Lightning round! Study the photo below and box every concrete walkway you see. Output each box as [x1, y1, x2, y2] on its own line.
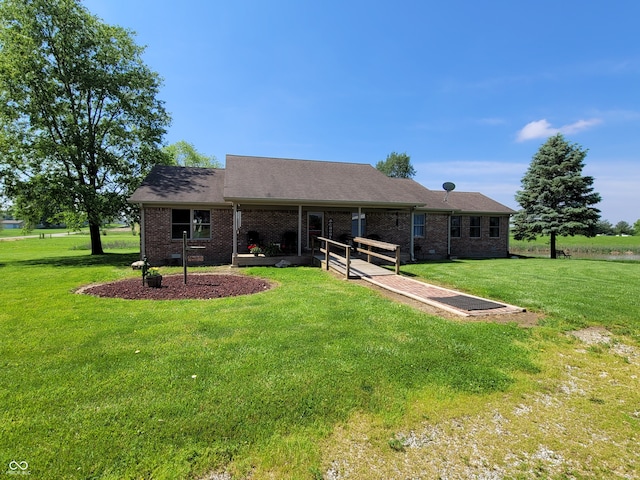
[322, 255, 525, 317]
[363, 274, 525, 317]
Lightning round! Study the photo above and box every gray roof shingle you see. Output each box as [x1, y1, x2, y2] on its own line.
[128, 165, 227, 205]
[223, 155, 425, 206]
[415, 188, 515, 214]
[128, 156, 514, 214]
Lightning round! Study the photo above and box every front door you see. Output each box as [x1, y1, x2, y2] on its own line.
[308, 212, 323, 248]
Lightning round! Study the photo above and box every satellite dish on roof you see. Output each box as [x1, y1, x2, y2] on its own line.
[442, 182, 456, 202]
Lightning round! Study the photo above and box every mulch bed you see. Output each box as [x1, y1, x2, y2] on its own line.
[79, 274, 272, 300]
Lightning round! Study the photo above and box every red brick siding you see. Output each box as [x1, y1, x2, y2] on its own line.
[450, 215, 510, 258]
[364, 211, 412, 251]
[237, 209, 300, 252]
[324, 211, 353, 242]
[142, 206, 510, 265]
[415, 213, 449, 259]
[142, 207, 233, 266]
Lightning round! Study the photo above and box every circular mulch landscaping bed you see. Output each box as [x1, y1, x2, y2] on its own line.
[79, 274, 272, 300]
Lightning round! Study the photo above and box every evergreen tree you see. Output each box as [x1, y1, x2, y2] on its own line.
[513, 134, 601, 258]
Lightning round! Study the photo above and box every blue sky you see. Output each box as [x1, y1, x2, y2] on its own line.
[85, 0, 639, 224]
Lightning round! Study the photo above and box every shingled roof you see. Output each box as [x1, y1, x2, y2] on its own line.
[413, 188, 515, 214]
[128, 156, 514, 214]
[223, 155, 426, 207]
[128, 165, 227, 205]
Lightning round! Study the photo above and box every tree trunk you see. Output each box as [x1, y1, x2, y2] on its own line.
[550, 232, 557, 259]
[89, 222, 104, 255]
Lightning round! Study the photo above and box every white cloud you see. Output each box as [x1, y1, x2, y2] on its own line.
[516, 118, 602, 142]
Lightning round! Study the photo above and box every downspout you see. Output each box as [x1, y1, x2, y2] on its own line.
[447, 211, 454, 258]
[297, 205, 302, 256]
[139, 204, 145, 258]
[410, 207, 415, 262]
[507, 214, 512, 256]
[232, 203, 238, 262]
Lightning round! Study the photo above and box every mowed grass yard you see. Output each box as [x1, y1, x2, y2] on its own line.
[1, 234, 639, 479]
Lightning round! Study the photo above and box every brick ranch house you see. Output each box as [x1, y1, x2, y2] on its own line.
[128, 155, 515, 266]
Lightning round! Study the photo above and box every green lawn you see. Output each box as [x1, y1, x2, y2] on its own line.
[400, 257, 640, 339]
[1, 234, 639, 478]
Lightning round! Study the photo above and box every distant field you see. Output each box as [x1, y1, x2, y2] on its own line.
[0, 227, 80, 237]
[0, 224, 132, 238]
[510, 234, 640, 256]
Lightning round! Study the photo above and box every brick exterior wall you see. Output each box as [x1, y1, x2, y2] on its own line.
[142, 206, 510, 265]
[238, 209, 300, 252]
[412, 213, 509, 259]
[364, 211, 412, 251]
[142, 207, 233, 266]
[415, 213, 450, 259]
[449, 214, 510, 258]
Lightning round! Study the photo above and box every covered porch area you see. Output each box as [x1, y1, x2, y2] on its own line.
[231, 202, 405, 266]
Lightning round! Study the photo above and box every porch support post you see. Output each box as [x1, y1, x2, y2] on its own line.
[232, 203, 238, 261]
[297, 205, 302, 256]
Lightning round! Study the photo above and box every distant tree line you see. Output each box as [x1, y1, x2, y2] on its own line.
[596, 219, 637, 236]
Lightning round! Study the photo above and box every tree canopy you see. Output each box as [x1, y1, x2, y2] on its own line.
[613, 221, 634, 236]
[375, 151, 416, 178]
[0, 0, 170, 253]
[512, 134, 601, 258]
[163, 141, 221, 168]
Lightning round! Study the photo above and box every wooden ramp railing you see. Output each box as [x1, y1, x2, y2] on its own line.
[315, 236, 401, 278]
[353, 237, 401, 274]
[315, 236, 351, 279]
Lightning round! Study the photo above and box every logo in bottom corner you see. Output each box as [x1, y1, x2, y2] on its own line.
[7, 461, 30, 475]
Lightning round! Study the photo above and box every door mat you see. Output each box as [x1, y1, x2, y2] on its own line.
[429, 295, 505, 311]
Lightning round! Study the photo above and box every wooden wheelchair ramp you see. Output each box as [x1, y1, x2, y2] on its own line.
[318, 254, 395, 279]
[315, 236, 524, 316]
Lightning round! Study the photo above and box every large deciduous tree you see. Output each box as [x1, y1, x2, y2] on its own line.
[512, 134, 601, 258]
[0, 0, 170, 254]
[163, 141, 221, 168]
[376, 151, 416, 178]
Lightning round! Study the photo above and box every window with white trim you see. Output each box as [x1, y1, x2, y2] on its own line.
[172, 209, 211, 239]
